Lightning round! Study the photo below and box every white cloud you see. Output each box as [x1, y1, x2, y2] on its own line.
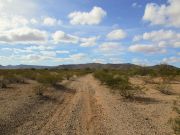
[0, 47, 33, 54]
[0, 16, 30, 30]
[132, 58, 150, 65]
[163, 56, 180, 63]
[40, 51, 56, 57]
[143, 0, 180, 27]
[30, 18, 38, 25]
[133, 29, 180, 42]
[55, 53, 86, 62]
[56, 50, 70, 54]
[92, 58, 106, 64]
[0, 52, 54, 64]
[21, 53, 54, 63]
[52, 31, 79, 44]
[52, 31, 99, 47]
[43, 17, 57, 26]
[80, 36, 99, 47]
[0, 15, 63, 31]
[133, 29, 180, 48]
[0, 27, 48, 44]
[107, 29, 127, 40]
[132, 2, 142, 8]
[26, 45, 54, 51]
[68, 6, 106, 25]
[70, 53, 85, 59]
[99, 42, 124, 52]
[174, 42, 180, 48]
[0, 0, 39, 16]
[129, 44, 167, 54]
[43, 17, 62, 26]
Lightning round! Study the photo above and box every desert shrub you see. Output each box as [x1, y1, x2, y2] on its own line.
[0, 80, 7, 88]
[2, 74, 25, 84]
[156, 64, 178, 82]
[65, 73, 72, 80]
[94, 70, 139, 98]
[170, 99, 180, 134]
[155, 83, 173, 95]
[33, 84, 47, 96]
[36, 73, 62, 86]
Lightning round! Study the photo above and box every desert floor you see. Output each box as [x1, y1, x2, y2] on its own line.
[0, 74, 179, 135]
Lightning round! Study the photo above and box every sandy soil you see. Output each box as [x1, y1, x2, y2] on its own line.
[0, 75, 179, 135]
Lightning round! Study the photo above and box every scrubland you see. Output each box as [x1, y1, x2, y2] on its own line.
[0, 65, 179, 135]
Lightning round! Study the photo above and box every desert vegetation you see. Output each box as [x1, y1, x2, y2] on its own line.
[0, 68, 90, 89]
[0, 64, 180, 135]
[94, 69, 140, 98]
[93, 64, 180, 98]
[169, 98, 180, 134]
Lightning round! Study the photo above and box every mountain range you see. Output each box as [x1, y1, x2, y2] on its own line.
[0, 63, 179, 69]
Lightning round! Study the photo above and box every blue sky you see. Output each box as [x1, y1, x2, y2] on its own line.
[0, 0, 179, 67]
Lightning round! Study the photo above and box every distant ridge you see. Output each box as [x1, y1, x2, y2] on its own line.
[56, 63, 140, 69]
[0, 63, 179, 69]
[0, 64, 53, 69]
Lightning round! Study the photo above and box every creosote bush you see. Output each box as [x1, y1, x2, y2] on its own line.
[0, 80, 7, 89]
[94, 70, 139, 98]
[36, 73, 61, 86]
[33, 84, 47, 96]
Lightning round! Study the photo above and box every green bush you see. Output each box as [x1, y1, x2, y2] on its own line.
[36, 72, 62, 86]
[94, 70, 138, 98]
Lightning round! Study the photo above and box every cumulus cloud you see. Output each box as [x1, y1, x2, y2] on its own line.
[133, 29, 180, 42]
[0, 0, 39, 16]
[52, 31, 79, 44]
[133, 29, 180, 48]
[21, 53, 54, 63]
[0, 27, 48, 44]
[80, 36, 99, 47]
[68, 6, 106, 25]
[107, 29, 127, 40]
[52, 30, 100, 47]
[43, 17, 62, 26]
[143, 0, 180, 27]
[55, 53, 86, 62]
[0, 15, 63, 30]
[129, 44, 167, 54]
[163, 56, 180, 63]
[99, 42, 124, 53]
[0, 52, 55, 64]
[132, 58, 150, 65]
[0, 16, 30, 30]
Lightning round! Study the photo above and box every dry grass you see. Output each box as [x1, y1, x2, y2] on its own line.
[169, 98, 180, 134]
[155, 82, 173, 95]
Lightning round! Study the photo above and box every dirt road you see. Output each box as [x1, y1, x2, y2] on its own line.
[0, 75, 174, 135]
